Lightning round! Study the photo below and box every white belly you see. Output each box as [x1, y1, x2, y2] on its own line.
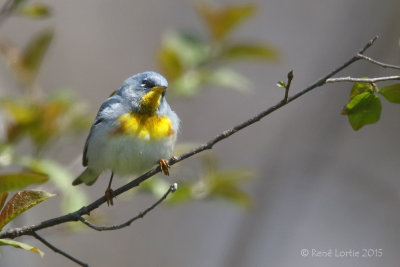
[88, 133, 176, 175]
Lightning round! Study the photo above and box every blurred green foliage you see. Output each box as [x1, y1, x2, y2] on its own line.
[0, 1, 89, 252]
[141, 154, 253, 208]
[157, 2, 278, 96]
[0, 0, 279, 255]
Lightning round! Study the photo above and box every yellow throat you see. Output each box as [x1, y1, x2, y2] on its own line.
[114, 89, 174, 140]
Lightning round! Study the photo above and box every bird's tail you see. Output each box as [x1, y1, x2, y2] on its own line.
[72, 168, 100, 186]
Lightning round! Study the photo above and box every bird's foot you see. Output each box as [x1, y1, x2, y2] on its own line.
[105, 187, 115, 206]
[158, 159, 170, 176]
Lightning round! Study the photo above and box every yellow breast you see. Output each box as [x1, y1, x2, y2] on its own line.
[114, 113, 174, 140]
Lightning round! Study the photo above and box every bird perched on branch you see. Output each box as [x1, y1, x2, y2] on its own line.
[72, 71, 180, 205]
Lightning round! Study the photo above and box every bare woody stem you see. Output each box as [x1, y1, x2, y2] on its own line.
[284, 70, 294, 103]
[0, 35, 389, 241]
[326, 75, 400, 83]
[357, 54, 400, 70]
[78, 183, 177, 231]
[31, 232, 89, 267]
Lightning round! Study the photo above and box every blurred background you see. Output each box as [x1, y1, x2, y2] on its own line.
[0, 0, 399, 266]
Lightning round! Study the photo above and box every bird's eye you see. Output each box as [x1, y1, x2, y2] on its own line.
[141, 78, 155, 88]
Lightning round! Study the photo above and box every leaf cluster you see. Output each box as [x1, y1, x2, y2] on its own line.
[342, 82, 400, 130]
[0, 0, 89, 256]
[140, 154, 253, 208]
[157, 2, 278, 96]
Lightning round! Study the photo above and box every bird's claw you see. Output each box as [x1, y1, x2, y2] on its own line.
[159, 159, 170, 176]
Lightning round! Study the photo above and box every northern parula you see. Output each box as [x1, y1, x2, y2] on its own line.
[72, 71, 180, 205]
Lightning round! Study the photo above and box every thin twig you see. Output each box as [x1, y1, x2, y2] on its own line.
[78, 183, 177, 231]
[326, 75, 400, 83]
[0, 36, 380, 240]
[284, 70, 294, 102]
[357, 54, 400, 70]
[31, 232, 88, 267]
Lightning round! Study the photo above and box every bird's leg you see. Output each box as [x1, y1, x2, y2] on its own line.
[158, 159, 170, 176]
[105, 172, 115, 206]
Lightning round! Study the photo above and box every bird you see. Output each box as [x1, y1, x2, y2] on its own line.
[72, 71, 180, 206]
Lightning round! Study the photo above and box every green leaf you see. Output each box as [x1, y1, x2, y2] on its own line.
[158, 46, 183, 80]
[166, 183, 192, 204]
[206, 169, 253, 208]
[18, 3, 51, 18]
[0, 190, 55, 230]
[0, 29, 54, 86]
[140, 177, 170, 198]
[206, 68, 251, 92]
[344, 92, 381, 130]
[170, 70, 204, 96]
[0, 239, 44, 257]
[221, 43, 278, 61]
[0, 172, 48, 194]
[0, 144, 14, 167]
[0, 99, 36, 124]
[160, 32, 210, 70]
[19, 158, 88, 213]
[379, 83, 400, 103]
[21, 28, 54, 85]
[350, 81, 375, 100]
[196, 2, 255, 40]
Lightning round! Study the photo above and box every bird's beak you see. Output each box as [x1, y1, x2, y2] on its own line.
[152, 86, 167, 94]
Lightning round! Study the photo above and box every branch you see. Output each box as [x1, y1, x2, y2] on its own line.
[326, 75, 400, 83]
[31, 232, 88, 267]
[357, 54, 400, 70]
[78, 183, 177, 231]
[284, 70, 294, 102]
[0, 36, 380, 240]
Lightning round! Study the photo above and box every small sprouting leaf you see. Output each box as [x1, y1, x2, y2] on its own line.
[379, 83, 400, 103]
[18, 3, 51, 18]
[276, 81, 286, 88]
[221, 43, 278, 61]
[0, 190, 55, 230]
[0, 239, 44, 257]
[0, 172, 48, 194]
[196, 2, 255, 40]
[0, 192, 9, 210]
[350, 81, 375, 100]
[344, 92, 381, 130]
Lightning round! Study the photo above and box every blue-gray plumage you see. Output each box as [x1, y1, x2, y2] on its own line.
[72, 72, 180, 205]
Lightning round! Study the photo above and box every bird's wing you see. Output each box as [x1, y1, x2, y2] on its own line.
[82, 94, 127, 166]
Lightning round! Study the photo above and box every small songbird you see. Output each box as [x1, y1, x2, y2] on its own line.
[72, 71, 180, 205]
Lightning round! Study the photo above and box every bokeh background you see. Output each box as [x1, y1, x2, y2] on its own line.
[0, 0, 399, 266]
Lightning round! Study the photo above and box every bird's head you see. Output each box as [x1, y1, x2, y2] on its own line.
[123, 71, 169, 114]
